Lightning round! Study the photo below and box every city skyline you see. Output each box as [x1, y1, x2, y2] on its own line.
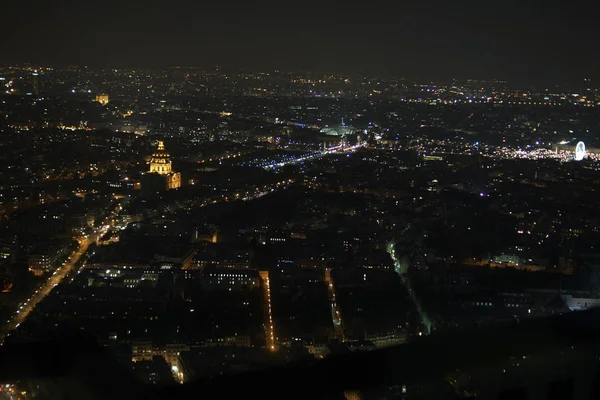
[2, 4, 600, 394]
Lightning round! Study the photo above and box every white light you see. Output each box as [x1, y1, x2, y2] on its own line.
[575, 141, 586, 161]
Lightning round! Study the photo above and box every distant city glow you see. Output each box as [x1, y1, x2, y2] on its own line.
[3, 65, 600, 391]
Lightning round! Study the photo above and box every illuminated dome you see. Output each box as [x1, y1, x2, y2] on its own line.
[575, 141, 586, 161]
[144, 140, 181, 190]
[149, 140, 173, 175]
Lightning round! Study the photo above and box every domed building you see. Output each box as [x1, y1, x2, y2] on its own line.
[319, 119, 355, 137]
[143, 141, 181, 191]
[149, 140, 174, 174]
[319, 125, 355, 137]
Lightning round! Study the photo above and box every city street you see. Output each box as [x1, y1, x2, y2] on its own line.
[387, 240, 432, 335]
[0, 222, 113, 342]
[262, 143, 365, 170]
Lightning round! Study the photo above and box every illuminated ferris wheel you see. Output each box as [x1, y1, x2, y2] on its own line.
[575, 141, 586, 161]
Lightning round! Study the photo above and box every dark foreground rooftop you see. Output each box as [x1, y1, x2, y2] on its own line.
[2, 308, 600, 399]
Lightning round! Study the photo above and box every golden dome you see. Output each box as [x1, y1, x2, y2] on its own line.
[149, 140, 173, 174]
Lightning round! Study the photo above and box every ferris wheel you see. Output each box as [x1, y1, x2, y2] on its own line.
[575, 141, 586, 161]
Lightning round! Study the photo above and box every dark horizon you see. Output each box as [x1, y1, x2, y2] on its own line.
[1, 1, 598, 86]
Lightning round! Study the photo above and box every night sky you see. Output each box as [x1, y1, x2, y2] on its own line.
[1, 1, 598, 83]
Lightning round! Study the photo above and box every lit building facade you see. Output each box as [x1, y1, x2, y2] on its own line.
[143, 141, 181, 191]
[95, 94, 109, 105]
[202, 269, 260, 291]
[28, 241, 70, 276]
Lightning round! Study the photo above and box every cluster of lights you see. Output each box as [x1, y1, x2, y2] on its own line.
[491, 143, 597, 163]
[261, 271, 276, 351]
[198, 152, 243, 164]
[325, 269, 343, 335]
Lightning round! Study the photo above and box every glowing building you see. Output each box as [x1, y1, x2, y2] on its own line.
[95, 94, 109, 105]
[143, 141, 181, 191]
[319, 125, 355, 137]
[319, 118, 355, 137]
